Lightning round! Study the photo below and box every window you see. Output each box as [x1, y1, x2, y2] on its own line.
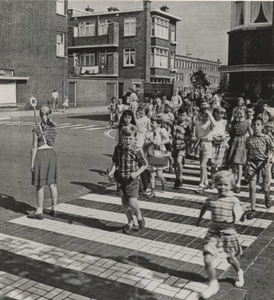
[78, 22, 95, 37]
[235, 1, 244, 27]
[56, 0, 65, 15]
[151, 17, 169, 39]
[250, 2, 272, 24]
[79, 52, 95, 66]
[99, 51, 107, 65]
[98, 20, 112, 36]
[124, 49, 135, 66]
[151, 48, 168, 68]
[56, 33, 65, 57]
[170, 53, 175, 69]
[170, 25, 175, 41]
[124, 18, 136, 36]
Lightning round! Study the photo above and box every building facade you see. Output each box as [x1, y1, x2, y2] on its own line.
[220, 1, 274, 104]
[174, 54, 220, 95]
[0, 0, 68, 110]
[67, 0, 181, 106]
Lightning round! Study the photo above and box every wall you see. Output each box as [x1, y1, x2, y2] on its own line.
[0, 0, 68, 110]
[70, 78, 118, 106]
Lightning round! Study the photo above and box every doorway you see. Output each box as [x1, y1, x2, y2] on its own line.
[69, 82, 76, 107]
[106, 82, 117, 103]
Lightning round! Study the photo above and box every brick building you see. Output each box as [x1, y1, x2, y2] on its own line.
[220, 1, 274, 104]
[67, 0, 182, 106]
[174, 54, 221, 95]
[0, 0, 68, 110]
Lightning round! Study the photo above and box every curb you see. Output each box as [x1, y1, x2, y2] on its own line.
[0, 117, 11, 120]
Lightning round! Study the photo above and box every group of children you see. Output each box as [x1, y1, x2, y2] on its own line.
[28, 93, 274, 299]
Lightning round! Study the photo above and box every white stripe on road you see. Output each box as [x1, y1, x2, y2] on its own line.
[70, 125, 99, 130]
[84, 127, 105, 131]
[57, 124, 85, 129]
[0, 233, 203, 299]
[80, 193, 273, 226]
[55, 123, 73, 127]
[10, 217, 229, 270]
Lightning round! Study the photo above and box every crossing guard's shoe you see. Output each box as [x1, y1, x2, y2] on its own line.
[27, 211, 44, 220]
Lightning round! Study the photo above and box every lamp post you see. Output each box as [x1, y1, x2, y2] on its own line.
[190, 74, 197, 106]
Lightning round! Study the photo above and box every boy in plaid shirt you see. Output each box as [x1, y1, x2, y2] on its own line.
[172, 108, 191, 188]
[108, 126, 148, 234]
[246, 117, 274, 220]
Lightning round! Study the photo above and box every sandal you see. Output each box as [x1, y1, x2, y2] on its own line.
[246, 210, 256, 220]
[147, 191, 155, 198]
[196, 184, 206, 194]
[123, 223, 134, 235]
[265, 196, 272, 209]
[138, 216, 145, 230]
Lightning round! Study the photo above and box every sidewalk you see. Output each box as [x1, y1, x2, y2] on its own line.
[0, 105, 109, 120]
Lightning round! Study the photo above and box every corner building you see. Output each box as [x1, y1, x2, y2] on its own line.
[0, 0, 68, 110]
[220, 1, 274, 104]
[67, 0, 181, 106]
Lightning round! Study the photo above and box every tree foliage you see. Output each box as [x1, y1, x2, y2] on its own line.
[190, 69, 211, 91]
[218, 73, 229, 94]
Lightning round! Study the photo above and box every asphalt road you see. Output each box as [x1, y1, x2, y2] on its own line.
[0, 112, 114, 221]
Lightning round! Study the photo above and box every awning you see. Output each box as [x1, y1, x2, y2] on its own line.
[219, 64, 274, 73]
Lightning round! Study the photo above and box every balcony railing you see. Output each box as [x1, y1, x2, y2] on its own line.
[70, 53, 118, 77]
[69, 22, 119, 48]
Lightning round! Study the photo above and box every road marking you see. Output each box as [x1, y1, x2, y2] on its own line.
[70, 125, 99, 130]
[84, 126, 105, 131]
[57, 124, 85, 129]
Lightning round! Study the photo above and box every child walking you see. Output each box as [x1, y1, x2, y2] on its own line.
[107, 97, 117, 129]
[194, 106, 216, 194]
[172, 108, 191, 188]
[116, 110, 137, 145]
[144, 116, 169, 197]
[227, 108, 252, 193]
[116, 98, 124, 124]
[62, 96, 70, 113]
[210, 107, 229, 189]
[245, 118, 274, 219]
[28, 105, 58, 220]
[108, 126, 148, 234]
[196, 171, 245, 299]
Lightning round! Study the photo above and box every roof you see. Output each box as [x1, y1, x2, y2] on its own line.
[69, 8, 143, 18]
[219, 64, 274, 73]
[175, 54, 220, 65]
[151, 9, 182, 22]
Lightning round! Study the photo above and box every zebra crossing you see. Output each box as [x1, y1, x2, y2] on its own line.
[0, 120, 105, 132]
[0, 164, 273, 300]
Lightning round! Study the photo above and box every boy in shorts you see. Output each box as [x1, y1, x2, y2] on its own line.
[246, 117, 274, 219]
[194, 105, 216, 194]
[172, 108, 191, 187]
[108, 126, 148, 234]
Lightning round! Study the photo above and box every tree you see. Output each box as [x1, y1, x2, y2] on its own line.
[218, 73, 229, 94]
[190, 69, 211, 92]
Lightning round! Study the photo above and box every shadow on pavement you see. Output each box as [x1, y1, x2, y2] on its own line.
[89, 169, 108, 177]
[0, 194, 34, 215]
[70, 181, 110, 193]
[67, 114, 109, 121]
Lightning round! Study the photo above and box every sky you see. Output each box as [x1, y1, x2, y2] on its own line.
[68, 0, 231, 64]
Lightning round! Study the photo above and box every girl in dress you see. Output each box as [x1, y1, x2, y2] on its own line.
[28, 105, 58, 219]
[227, 107, 252, 193]
[116, 110, 137, 145]
[210, 107, 229, 189]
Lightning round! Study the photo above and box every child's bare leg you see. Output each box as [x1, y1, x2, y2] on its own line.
[227, 255, 244, 287]
[211, 165, 216, 187]
[176, 155, 183, 181]
[36, 186, 44, 214]
[156, 169, 165, 182]
[201, 253, 220, 298]
[128, 197, 142, 220]
[121, 197, 134, 225]
[204, 253, 217, 282]
[236, 164, 243, 187]
[200, 158, 208, 186]
[148, 171, 155, 196]
[249, 180, 256, 210]
[49, 184, 58, 210]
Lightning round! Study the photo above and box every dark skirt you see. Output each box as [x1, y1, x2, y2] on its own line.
[32, 148, 57, 186]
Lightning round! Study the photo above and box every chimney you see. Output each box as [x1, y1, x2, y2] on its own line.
[107, 7, 119, 12]
[85, 6, 94, 12]
[160, 5, 169, 13]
